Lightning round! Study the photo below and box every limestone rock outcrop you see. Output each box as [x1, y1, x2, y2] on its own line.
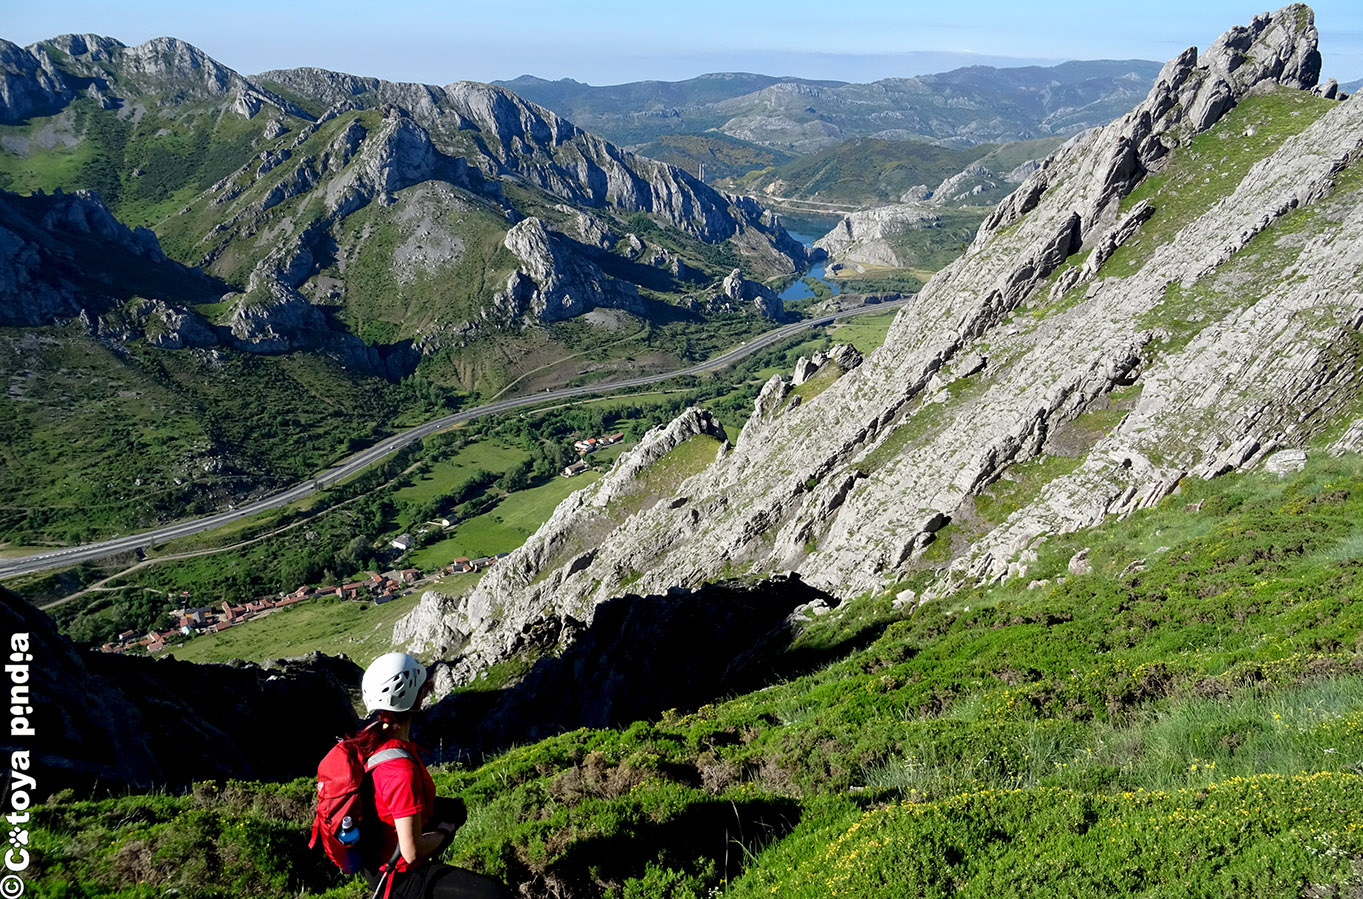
[131, 297, 219, 349]
[398, 5, 1362, 681]
[400, 408, 728, 680]
[930, 164, 1000, 205]
[0, 188, 217, 327]
[0, 34, 307, 125]
[0, 37, 75, 123]
[493, 217, 644, 323]
[721, 268, 784, 318]
[255, 68, 805, 275]
[813, 204, 943, 268]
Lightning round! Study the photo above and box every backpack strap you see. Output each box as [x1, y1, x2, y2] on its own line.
[364, 747, 413, 770]
[364, 745, 416, 898]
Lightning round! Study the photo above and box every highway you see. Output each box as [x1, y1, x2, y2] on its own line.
[0, 299, 908, 579]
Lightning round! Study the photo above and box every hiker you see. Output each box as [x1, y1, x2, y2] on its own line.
[350, 651, 508, 899]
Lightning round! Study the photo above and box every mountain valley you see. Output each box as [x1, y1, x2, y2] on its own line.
[7, 5, 1363, 898]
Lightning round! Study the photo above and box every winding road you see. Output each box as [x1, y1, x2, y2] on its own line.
[0, 299, 908, 579]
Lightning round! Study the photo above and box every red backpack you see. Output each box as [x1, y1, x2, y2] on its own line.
[309, 739, 412, 875]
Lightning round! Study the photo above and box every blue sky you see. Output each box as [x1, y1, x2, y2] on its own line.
[6, 1, 1362, 85]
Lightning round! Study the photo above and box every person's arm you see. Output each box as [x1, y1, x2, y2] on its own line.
[393, 814, 452, 865]
[430, 796, 467, 847]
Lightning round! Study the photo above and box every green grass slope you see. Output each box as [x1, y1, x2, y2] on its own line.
[0, 324, 406, 545]
[633, 133, 795, 182]
[31, 453, 1363, 898]
[731, 138, 991, 208]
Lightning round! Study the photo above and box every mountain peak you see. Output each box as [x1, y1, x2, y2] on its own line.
[1199, 3, 1320, 92]
[34, 33, 125, 60]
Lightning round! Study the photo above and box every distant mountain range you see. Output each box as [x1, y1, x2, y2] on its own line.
[497, 60, 1164, 151]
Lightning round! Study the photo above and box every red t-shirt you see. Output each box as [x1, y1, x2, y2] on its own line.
[367, 738, 434, 873]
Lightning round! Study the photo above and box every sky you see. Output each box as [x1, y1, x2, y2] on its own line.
[6, 1, 1362, 86]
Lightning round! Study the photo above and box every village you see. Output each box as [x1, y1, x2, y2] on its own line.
[561, 431, 624, 478]
[98, 429, 627, 655]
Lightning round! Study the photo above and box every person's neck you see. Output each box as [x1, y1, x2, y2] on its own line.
[386, 718, 413, 742]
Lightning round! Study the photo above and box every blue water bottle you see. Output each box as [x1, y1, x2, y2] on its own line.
[337, 815, 361, 874]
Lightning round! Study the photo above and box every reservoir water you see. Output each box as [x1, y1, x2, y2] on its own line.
[779, 230, 841, 303]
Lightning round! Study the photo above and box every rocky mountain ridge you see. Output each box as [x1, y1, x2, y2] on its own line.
[396, 5, 1363, 686]
[499, 60, 1164, 152]
[0, 33, 306, 125]
[0, 33, 804, 381]
[1, 588, 359, 791]
[252, 66, 803, 258]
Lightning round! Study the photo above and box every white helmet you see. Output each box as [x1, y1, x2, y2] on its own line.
[362, 652, 428, 713]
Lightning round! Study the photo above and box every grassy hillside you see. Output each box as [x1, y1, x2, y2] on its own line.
[634, 133, 795, 182]
[166, 591, 423, 667]
[0, 324, 408, 546]
[729, 138, 991, 208]
[0, 95, 263, 229]
[33, 453, 1363, 897]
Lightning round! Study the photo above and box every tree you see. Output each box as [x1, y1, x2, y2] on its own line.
[497, 459, 534, 493]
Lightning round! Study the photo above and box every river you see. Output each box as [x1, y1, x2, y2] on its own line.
[779, 230, 841, 303]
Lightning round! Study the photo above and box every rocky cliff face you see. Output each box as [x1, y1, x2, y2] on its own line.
[0, 589, 360, 791]
[422, 575, 835, 758]
[0, 34, 306, 125]
[398, 5, 1363, 683]
[813, 204, 944, 268]
[493, 217, 644, 324]
[0, 188, 219, 329]
[256, 68, 804, 272]
[720, 268, 785, 318]
[396, 407, 729, 677]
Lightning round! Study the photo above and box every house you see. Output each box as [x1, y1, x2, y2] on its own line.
[391, 534, 413, 551]
[398, 568, 420, 583]
[274, 595, 307, 608]
[562, 461, 589, 478]
[606, 432, 624, 444]
[341, 581, 368, 599]
[469, 556, 492, 570]
[375, 593, 397, 605]
[117, 629, 139, 643]
[453, 557, 473, 572]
